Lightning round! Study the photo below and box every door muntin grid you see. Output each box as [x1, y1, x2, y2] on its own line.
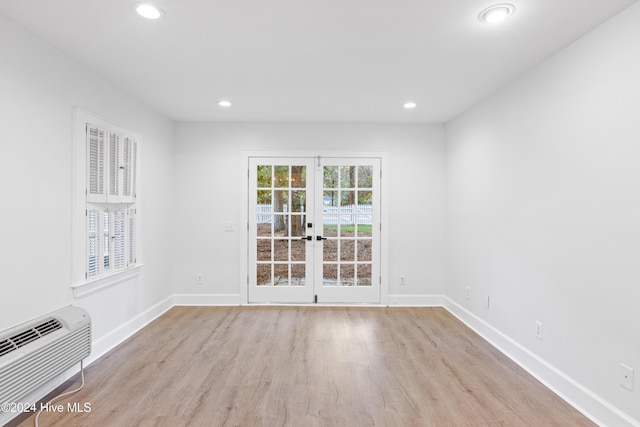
[321, 164, 374, 287]
[255, 164, 308, 288]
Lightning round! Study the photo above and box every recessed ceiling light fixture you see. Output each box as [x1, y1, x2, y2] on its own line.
[478, 3, 515, 24]
[134, 3, 164, 20]
[403, 102, 417, 109]
[218, 100, 232, 108]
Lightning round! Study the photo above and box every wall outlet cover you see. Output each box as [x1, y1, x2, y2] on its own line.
[620, 363, 634, 391]
[535, 321, 543, 340]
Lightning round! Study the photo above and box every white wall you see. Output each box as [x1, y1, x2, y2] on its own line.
[445, 2, 640, 425]
[0, 15, 174, 353]
[172, 123, 445, 303]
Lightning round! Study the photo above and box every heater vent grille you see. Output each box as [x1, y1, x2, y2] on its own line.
[0, 319, 62, 358]
[0, 306, 91, 414]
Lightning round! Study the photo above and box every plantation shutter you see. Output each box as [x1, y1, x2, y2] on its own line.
[128, 208, 136, 266]
[82, 116, 139, 281]
[87, 125, 106, 203]
[87, 208, 102, 277]
[112, 208, 127, 270]
[108, 132, 121, 203]
[121, 137, 137, 203]
[102, 209, 110, 271]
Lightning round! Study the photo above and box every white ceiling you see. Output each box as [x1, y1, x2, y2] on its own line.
[0, 0, 636, 123]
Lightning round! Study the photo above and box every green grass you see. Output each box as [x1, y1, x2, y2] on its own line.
[324, 224, 372, 233]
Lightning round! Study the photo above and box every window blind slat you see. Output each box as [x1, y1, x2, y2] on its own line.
[87, 209, 102, 277]
[87, 125, 106, 202]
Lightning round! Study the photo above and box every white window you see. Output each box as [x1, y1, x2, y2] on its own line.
[73, 109, 140, 287]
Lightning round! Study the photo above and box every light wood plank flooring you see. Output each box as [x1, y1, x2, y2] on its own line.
[11, 306, 595, 426]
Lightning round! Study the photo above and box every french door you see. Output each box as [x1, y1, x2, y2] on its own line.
[248, 157, 381, 304]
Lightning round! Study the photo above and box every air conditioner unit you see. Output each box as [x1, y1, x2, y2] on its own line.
[0, 305, 91, 406]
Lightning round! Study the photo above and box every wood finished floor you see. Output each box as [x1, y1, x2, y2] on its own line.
[11, 306, 595, 427]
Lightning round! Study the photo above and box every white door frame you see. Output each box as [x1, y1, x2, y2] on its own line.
[240, 150, 389, 305]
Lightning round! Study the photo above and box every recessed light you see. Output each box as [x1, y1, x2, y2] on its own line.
[218, 100, 232, 108]
[135, 3, 164, 20]
[403, 102, 417, 109]
[478, 4, 515, 24]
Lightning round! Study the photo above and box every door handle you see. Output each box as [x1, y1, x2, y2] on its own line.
[316, 236, 327, 241]
[301, 236, 312, 241]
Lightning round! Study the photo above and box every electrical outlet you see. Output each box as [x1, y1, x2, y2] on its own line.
[466, 287, 471, 299]
[620, 363, 634, 391]
[224, 222, 234, 232]
[196, 274, 204, 285]
[535, 321, 543, 340]
[400, 276, 406, 286]
[483, 295, 490, 309]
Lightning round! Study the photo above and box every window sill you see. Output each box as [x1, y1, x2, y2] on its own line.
[72, 264, 144, 299]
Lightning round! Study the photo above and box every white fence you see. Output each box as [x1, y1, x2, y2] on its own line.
[256, 204, 372, 225]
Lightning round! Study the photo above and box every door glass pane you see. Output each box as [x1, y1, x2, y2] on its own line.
[291, 239, 305, 261]
[357, 264, 372, 286]
[323, 264, 337, 286]
[291, 190, 305, 212]
[340, 166, 355, 188]
[291, 166, 306, 188]
[357, 239, 371, 261]
[356, 218, 371, 237]
[358, 166, 373, 188]
[257, 165, 272, 187]
[274, 166, 289, 188]
[357, 190, 372, 206]
[323, 239, 337, 261]
[257, 190, 272, 205]
[323, 221, 338, 237]
[291, 264, 305, 286]
[274, 191, 288, 212]
[274, 239, 288, 262]
[340, 240, 354, 261]
[274, 215, 288, 236]
[324, 190, 338, 207]
[324, 166, 338, 187]
[257, 239, 271, 261]
[340, 264, 355, 286]
[340, 190, 355, 206]
[257, 264, 271, 286]
[274, 264, 288, 285]
[291, 215, 305, 237]
[257, 216, 272, 237]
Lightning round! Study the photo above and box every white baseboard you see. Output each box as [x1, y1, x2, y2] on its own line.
[172, 293, 241, 306]
[443, 297, 640, 427]
[88, 296, 174, 365]
[387, 294, 445, 306]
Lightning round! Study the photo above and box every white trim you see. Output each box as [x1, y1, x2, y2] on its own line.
[72, 107, 142, 286]
[241, 150, 389, 305]
[173, 294, 242, 306]
[387, 294, 446, 306]
[443, 297, 640, 427]
[71, 264, 144, 298]
[88, 296, 173, 365]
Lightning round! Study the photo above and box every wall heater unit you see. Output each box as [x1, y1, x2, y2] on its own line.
[0, 305, 91, 405]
